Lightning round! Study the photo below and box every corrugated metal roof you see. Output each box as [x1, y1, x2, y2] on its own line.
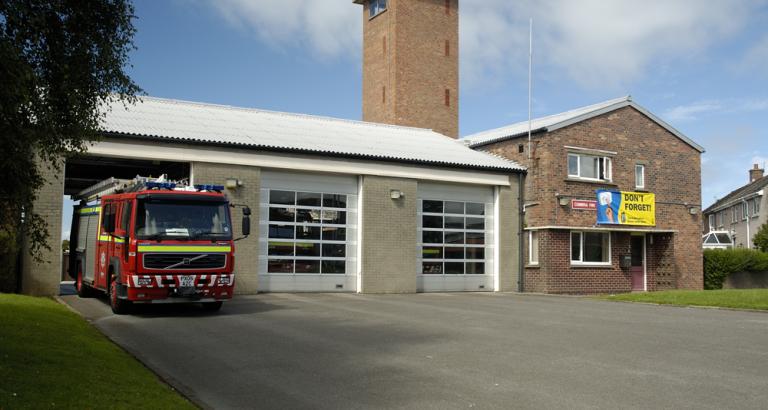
[462, 96, 705, 153]
[99, 96, 525, 173]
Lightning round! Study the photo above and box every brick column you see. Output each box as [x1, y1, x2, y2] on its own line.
[360, 175, 417, 293]
[192, 162, 260, 294]
[497, 175, 522, 291]
[21, 159, 65, 296]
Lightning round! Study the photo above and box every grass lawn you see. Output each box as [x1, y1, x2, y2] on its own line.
[0, 294, 195, 409]
[602, 289, 768, 310]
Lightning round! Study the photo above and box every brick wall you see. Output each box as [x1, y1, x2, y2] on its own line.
[21, 158, 65, 296]
[360, 175, 417, 293]
[483, 106, 703, 292]
[360, 0, 459, 138]
[192, 162, 260, 294]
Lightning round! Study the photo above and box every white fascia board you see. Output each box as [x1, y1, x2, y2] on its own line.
[525, 225, 678, 233]
[707, 190, 764, 214]
[86, 139, 513, 187]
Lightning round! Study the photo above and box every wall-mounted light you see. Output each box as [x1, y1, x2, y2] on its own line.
[559, 197, 569, 206]
[688, 206, 699, 215]
[390, 189, 404, 200]
[225, 178, 243, 190]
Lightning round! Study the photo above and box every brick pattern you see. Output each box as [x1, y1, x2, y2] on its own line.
[192, 162, 260, 294]
[483, 106, 703, 293]
[21, 158, 65, 296]
[361, 0, 459, 138]
[360, 175, 418, 293]
[498, 177, 522, 291]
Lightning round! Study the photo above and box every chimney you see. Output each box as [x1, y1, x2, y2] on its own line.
[750, 163, 764, 183]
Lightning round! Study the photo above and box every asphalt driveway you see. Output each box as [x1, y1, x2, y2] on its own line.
[61, 291, 768, 410]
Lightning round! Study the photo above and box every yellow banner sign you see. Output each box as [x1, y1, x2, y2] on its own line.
[596, 190, 655, 226]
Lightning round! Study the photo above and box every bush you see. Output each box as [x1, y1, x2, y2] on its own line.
[703, 248, 768, 290]
[754, 222, 768, 252]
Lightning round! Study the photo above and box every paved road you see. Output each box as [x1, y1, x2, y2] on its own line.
[61, 292, 768, 410]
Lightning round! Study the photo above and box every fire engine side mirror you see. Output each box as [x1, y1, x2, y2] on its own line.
[241, 207, 251, 237]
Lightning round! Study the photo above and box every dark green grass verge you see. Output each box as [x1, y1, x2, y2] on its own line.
[0, 294, 195, 409]
[601, 289, 768, 311]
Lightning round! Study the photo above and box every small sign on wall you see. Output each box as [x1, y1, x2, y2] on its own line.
[571, 199, 597, 210]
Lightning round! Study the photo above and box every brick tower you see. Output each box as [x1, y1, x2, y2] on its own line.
[354, 0, 459, 138]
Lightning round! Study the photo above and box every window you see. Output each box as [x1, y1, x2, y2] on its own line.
[732, 206, 738, 223]
[369, 0, 387, 18]
[717, 211, 724, 228]
[635, 164, 645, 189]
[529, 231, 539, 265]
[571, 231, 610, 264]
[754, 198, 761, 216]
[742, 201, 749, 220]
[708, 214, 715, 230]
[120, 201, 132, 232]
[518, 144, 525, 154]
[568, 153, 612, 181]
[266, 190, 349, 274]
[420, 200, 487, 275]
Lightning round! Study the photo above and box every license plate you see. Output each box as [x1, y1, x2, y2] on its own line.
[179, 275, 195, 287]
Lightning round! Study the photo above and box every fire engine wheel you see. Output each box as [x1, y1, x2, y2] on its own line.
[201, 301, 223, 312]
[109, 278, 132, 315]
[75, 267, 93, 298]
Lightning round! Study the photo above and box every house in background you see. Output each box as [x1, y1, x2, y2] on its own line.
[703, 164, 766, 249]
[464, 96, 705, 294]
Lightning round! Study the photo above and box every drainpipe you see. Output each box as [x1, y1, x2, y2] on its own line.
[518, 173, 526, 292]
[744, 199, 751, 249]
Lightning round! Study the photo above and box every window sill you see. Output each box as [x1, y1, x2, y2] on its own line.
[564, 177, 618, 186]
[570, 263, 613, 268]
[526, 264, 540, 268]
[368, 8, 387, 21]
[634, 188, 650, 192]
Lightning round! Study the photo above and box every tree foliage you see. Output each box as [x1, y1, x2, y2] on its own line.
[753, 222, 768, 252]
[0, 1, 140, 290]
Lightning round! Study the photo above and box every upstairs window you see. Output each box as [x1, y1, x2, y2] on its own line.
[742, 201, 749, 220]
[708, 214, 715, 230]
[635, 164, 645, 189]
[568, 153, 612, 182]
[754, 198, 761, 216]
[369, 0, 387, 18]
[732, 206, 738, 223]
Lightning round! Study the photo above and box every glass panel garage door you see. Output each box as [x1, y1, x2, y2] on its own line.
[259, 171, 358, 292]
[417, 183, 494, 292]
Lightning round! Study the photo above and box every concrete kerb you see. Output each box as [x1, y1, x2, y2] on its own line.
[54, 296, 204, 409]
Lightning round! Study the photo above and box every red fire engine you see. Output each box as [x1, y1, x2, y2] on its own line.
[68, 176, 251, 314]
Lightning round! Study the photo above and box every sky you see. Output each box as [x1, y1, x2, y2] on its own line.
[62, 0, 768, 238]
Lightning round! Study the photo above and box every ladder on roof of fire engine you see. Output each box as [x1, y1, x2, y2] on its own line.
[75, 174, 212, 202]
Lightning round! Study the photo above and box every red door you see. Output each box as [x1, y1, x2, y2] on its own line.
[630, 235, 645, 291]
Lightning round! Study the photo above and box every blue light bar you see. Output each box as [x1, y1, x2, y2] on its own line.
[145, 182, 176, 190]
[194, 184, 224, 192]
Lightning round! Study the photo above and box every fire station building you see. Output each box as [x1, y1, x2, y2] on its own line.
[465, 97, 705, 294]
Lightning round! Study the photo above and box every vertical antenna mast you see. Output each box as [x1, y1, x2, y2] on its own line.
[527, 18, 533, 161]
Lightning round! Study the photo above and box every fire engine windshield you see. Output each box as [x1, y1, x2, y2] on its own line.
[135, 200, 232, 240]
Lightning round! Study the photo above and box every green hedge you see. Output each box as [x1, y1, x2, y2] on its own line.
[703, 249, 768, 290]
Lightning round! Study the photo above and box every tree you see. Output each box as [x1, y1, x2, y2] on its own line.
[0, 1, 141, 291]
[754, 222, 768, 252]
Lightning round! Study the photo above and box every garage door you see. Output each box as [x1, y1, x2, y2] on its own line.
[258, 170, 358, 292]
[417, 182, 494, 292]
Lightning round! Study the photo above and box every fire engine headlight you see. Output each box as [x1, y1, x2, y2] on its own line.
[217, 276, 231, 285]
[136, 277, 153, 286]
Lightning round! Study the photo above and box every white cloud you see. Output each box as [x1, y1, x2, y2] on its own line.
[663, 97, 768, 121]
[663, 100, 723, 121]
[206, 0, 361, 60]
[202, 0, 760, 88]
